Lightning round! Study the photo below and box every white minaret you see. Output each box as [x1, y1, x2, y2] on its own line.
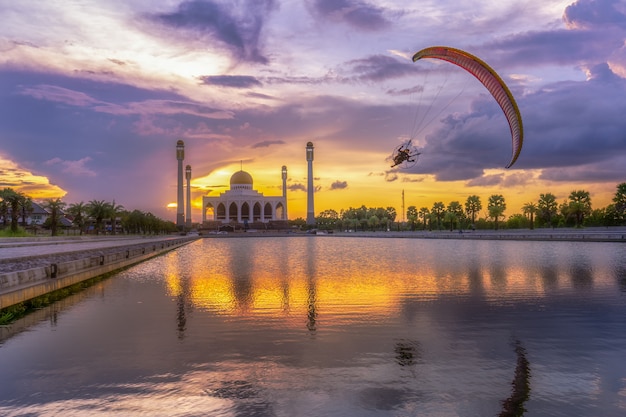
[185, 164, 192, 229]
[176, 140, 185, 230]
[306, 142, 315, 225]
[281, 165, 288, 220]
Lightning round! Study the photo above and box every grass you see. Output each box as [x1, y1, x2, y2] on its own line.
[0, 227, 34, 237]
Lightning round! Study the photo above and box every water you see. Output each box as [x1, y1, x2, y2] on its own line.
[1, 237, 625, 416]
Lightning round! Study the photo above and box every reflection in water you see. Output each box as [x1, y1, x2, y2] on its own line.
[394, 339, 422, 367]
[176, 293, 186, 339]
[570, 253, 594, 290]
[1, 237, 625, 417]
[306, 239, 318, 333]
[499, 340, 531, 417]
[617, 265, 626, 293]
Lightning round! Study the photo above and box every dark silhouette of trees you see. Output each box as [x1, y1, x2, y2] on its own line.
[488, 194, 506, 230]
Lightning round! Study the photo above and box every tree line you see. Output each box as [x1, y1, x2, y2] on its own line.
[0, 188, 177, 236]
[307, 183, 626, 231]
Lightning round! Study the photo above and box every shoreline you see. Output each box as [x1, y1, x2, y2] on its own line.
[203, 227, 626, 243]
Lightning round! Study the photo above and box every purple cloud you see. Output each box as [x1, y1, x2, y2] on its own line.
[329, 180, 348, 190]
[200, 75, 262, 88]
[251, 140, 285, 148]
[307, 0, 391, 30]
[288, 183, 307, 192]
[152, 0, 276, 63]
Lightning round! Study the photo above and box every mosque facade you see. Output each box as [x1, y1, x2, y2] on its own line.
[202, 170, 287, 225]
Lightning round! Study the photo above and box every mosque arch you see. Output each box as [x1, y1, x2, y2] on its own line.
[241, 202, 250, 220]
[276, 202, 285, 220]
[205, 203, 215, 220]
[264, 203, 273, 220]
[217, 203, 226, 221]
[228, 203, 238, 222]
[253, 202, 262, 221]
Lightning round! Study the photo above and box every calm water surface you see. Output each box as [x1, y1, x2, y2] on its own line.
[1, 237, 625, 416]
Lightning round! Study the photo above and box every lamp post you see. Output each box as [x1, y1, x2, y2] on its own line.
[176, 140, 185, 231]
[185, 165, 192, 229]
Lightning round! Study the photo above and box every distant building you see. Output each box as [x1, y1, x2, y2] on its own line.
[1, 201, 74, 228]
[202, 170, 287, 226]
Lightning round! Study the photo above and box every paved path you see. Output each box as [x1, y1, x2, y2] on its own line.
[0, 236, 185, 262]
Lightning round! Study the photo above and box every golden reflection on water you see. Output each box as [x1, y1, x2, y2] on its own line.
[163, 237, 618, 325]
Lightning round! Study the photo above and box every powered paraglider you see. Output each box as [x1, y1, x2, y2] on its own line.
[412, 46, 523, 168]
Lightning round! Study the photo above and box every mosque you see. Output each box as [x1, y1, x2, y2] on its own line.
[201, 167, 288, 228]
[175, 140, 315, 231]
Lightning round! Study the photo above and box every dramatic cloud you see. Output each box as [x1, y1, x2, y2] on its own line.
[307, 0, 391, 30]
[152, 0, 276, 63]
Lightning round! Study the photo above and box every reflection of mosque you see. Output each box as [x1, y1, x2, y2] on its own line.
[202, 169, 288, 229]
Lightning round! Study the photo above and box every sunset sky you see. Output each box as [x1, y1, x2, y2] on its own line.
[1, 0, 625, 222]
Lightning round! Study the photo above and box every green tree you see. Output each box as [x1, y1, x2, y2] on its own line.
[487, 194, 506, 230]
[431, 202, 445, 230]
[418, 207, 430, 230]
[568, 190, 591, 227]
[522, 202, 537, 230]
[538, 193, 558, 228]
[464, 195, 482, 227]
[108, 200, 125, 235]
[368, 215, 380, 231]
[613, 182, 626, 224]
[316, 209, 339, 230]
[406, 206, 418, 230]
[446, 201, 463, 231]
[42, 198, 67, 236]
[506, 213, 528, 229]
[0, 198, 7, 227]
[18, 195, 33, 227]
[0, 188, 24, 233]
[67, 201, 87, 235]
[87, 200, 111, 235]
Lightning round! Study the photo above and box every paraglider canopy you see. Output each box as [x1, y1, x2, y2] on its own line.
[412, 46, 523, 168]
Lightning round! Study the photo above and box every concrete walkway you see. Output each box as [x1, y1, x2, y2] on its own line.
[0, 235, 198, 309]
[0, 236, 188, 262]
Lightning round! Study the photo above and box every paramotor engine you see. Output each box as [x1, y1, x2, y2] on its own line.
[390, 140, 421, 169]
[412, 46, 524, 168]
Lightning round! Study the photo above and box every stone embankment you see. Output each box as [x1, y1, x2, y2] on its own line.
[0, 236, 199, 310]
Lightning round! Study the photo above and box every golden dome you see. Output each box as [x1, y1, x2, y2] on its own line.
[230, 170, 253, 186]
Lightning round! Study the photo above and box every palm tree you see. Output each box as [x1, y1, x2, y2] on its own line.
[418, 207, 430, 230]
[431, 202, 445, 230]
[406, 206, 418, 230]
[447, 201, 464, 231]
[538, 193, 558, 228]
[18, 195, 33, 227]
[87, 200, 111, 235]
[0, 188, 24, 233]
[522, 202, 537, 230]
[568, 190, 591, 227]
[0, 198, 8, 227]
[67, 202, 87, 235]
[42, 198, 67, 236]
[108, 200, 125, 235]
[613, 182, 626, 224]
[464, 195, 482, 227]
[487, 194, 506, 230]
